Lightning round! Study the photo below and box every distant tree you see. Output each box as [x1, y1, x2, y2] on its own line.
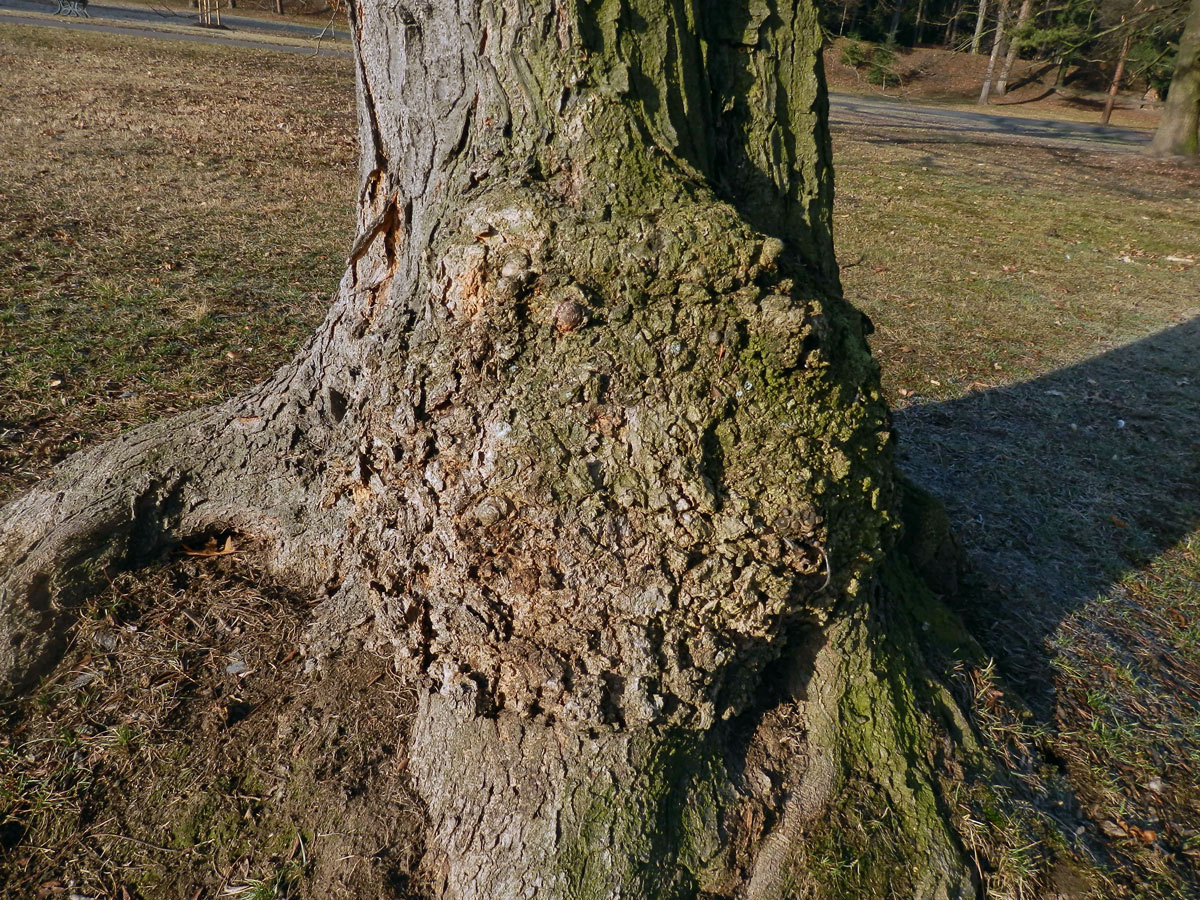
[995, 0, 1036, 93]
[836, 0, 866, 33]
[980, 0, 1012, 98]
[1101, 23, 1134, 122]
[972, 0, 992, 50]
[819, 0, 976, 47]
[914, 0, 928, 41]
[1127, 30, 1182, 94]
[888, 0, 909, 40]
[945, 0, 966, 45]
[1022, 0, 1101, 80]
[1149, 0, 1200, 152]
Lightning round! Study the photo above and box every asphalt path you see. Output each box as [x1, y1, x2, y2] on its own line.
[0, 0, 351, 53]
[829, 92, 1151, 153]
[0, 12, 349, 54]
[0, 5, 1155, 154]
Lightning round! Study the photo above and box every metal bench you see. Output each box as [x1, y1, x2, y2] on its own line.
[55, 0, 89, 16]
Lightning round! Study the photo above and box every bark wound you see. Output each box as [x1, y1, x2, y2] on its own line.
[322, 1, 928, 893]
[0, 0, 979, 895]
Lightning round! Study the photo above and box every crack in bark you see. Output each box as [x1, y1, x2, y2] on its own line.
[0, 1, 985, 895]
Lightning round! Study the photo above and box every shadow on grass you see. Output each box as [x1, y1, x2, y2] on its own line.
[893, 315, 1200, 709]
[1001, 61, 1058, 94]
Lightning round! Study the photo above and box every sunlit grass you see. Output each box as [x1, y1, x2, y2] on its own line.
[0, 25, 355, 500]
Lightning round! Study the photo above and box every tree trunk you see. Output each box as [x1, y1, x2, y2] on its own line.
[994, 0, 1033, 96]
[1, 1, 991, 896]
[946, 0, 963, 48]
[1101, 30, 1133, 125]
[979, 0, 1010, 102]
[971, 0, 990, 53]
[888, 0, 907, 43]
[1149, 0, 1200, 154]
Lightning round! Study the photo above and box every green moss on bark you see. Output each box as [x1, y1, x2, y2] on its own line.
[555, 729, 728, 900]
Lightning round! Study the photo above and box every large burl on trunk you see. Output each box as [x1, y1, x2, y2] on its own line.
[1, 1, 982, 896]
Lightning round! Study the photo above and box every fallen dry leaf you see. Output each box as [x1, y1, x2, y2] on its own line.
[182, 535, 237, 557]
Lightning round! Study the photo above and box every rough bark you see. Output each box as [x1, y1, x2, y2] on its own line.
[1149, 0, 1200, 155]
[1, 1, 984, 896]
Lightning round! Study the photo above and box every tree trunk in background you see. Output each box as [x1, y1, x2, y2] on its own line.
[1149, 0, 1200, 154]
[979, 0, 1010, 102]
[915, 0, 927, 44]
[946, 0, 963, 48]
[1, 1, 992, 896]
[888, 0, 907, 43]
[848, 0, 864, 35]
[994, 0, 1033, 95]
[1101, 29, 1133, 125]
[971, 0, 990, 52]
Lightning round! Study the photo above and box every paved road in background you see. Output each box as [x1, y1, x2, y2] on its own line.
[0, 0, 347, 38]
[0, 0, 350, 53]
[829, 92, 1152, 153]
[0, 5, 1157, 153]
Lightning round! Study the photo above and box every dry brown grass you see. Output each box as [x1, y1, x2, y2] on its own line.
[0, 555, 426, 898]
[0, 25, 355, 502]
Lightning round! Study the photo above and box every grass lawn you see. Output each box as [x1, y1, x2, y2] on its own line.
[1, 23, 1198, 900]
[837, 114, 1200, 898]
[0, 25, 354, 502]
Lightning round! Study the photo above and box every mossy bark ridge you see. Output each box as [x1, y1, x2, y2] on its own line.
[0, 1, 979, 895]
[1148, 0, 1200, 156]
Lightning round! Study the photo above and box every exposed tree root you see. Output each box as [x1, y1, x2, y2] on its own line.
[0, 0, 1050, 895]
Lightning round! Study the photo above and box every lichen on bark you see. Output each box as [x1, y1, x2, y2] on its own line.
[0, 1, 992, 896]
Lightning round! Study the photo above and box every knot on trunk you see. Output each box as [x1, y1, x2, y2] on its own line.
[310, 191, 895, 732]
